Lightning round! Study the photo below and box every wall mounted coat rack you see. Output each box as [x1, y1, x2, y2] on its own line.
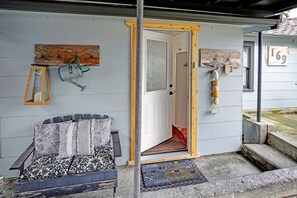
[199, 48, 241, 70]
[34, 44, 100, 66]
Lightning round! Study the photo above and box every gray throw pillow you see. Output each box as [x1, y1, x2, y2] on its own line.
[77, 119, 94, 155]
[91, 118, 112, 148]
[33, 123, 59, 160]
[58, 121, 78, 159]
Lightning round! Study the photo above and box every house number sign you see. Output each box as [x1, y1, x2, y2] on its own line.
[268, 46, 288, 66]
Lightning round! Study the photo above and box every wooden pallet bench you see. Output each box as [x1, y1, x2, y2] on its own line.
[10, 114, 122, 197]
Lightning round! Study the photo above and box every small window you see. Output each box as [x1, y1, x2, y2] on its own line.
[243, 41, 254, 91]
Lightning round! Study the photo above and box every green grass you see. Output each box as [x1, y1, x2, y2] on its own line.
[261, 113, 297, 133]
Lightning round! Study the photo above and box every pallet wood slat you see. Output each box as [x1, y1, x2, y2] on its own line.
[9, 142, 34, 171]
[15, 180, 117, 198]
[15, 170, 117, 192]
[111, 131, 122, 157]
[34, 45, 100, 66]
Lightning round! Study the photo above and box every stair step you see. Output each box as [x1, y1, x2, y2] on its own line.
[242, 144, 297, 171]
[268, 132, 297, 161]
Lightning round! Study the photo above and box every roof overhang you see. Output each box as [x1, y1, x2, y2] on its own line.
[0, 0, 294, 27]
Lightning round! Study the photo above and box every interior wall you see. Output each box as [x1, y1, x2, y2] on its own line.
[173, 33, 188, 130]
[243, 35, 297, 110]
[175, 52, 188, 129]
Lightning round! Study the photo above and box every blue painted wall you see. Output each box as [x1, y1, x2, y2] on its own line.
[0, 10, 244, 177]
[243, 35, 297, 110]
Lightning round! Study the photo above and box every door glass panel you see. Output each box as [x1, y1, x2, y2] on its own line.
[146, 39, 167, 92]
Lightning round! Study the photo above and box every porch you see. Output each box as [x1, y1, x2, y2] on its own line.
[1, 0, 297, 197]
[2, 152, 297, 197]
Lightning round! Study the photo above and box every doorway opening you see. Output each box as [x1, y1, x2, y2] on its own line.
[126, 20, 201, 165]
[141, 30, 190, 157]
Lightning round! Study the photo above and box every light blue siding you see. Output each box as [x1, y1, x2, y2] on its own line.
[198, 23, 243, 156]
[0, 10, 131, 177]
[0, 10, 244, 177]
[243, 35, 297, 110]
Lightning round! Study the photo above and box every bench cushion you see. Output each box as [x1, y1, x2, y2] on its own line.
[68, 147, 114, 174]
[20, 154, 72, 181]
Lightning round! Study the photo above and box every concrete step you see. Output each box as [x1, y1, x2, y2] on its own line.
[268, 132, 297, 161]
[242, 144, 297, 171]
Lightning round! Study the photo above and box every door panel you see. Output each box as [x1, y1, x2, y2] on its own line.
[141, 30, 173, 152]
[146, 39, 167, 92]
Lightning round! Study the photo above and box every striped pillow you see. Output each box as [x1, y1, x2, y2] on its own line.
[76, 119, 94, 155]
[57, 121, 77, 159]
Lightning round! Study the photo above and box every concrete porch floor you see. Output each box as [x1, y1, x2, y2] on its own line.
[2, 152, 297, 198]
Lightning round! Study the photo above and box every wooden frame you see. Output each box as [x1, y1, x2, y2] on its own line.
[24, 66, 50, 105]
[125, 20, 202, 164]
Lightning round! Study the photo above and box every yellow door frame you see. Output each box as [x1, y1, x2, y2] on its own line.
[126, 20, 202, 165]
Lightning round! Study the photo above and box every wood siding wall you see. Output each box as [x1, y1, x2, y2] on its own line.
[198, 23, 243, 155]
[0, 11, 131, 177]
[243, 35, 297, 110]
[0, 10, 244, 177]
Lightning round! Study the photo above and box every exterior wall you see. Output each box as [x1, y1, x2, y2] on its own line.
[0, 10, 243, 177]
[243, 35, 297, 110]
[198, 23, 243, 155]
[0, 10, 131, 177]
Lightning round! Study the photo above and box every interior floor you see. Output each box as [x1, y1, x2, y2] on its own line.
[142, 126, 187, 156]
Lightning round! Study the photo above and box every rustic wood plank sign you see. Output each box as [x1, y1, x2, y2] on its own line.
[199, 48, 241, 68]
[34, 45, 100, 66]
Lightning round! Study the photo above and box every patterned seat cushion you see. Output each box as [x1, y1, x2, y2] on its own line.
[68, 147, 114, 174]
[19, 154, 72, 181]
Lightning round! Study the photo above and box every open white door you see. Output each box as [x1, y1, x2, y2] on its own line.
[141, 30, 173, 152]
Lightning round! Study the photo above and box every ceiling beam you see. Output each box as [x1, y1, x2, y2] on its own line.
[238, 0, 263, 9]
[270, 1, 297, 13]
[206, 0, 221, 6]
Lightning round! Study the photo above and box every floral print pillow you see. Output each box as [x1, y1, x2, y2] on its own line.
[33, 123, 59, 160]
[91, 118, 112, 148]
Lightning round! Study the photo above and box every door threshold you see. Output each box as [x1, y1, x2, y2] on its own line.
[141, 148, 188, 156]
[128, 152, 200, 165]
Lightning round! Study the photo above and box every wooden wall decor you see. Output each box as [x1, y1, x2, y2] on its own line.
[199, 48, 240, 68]
[34, 45, 100, 66]
[24, 66, 50, 105]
